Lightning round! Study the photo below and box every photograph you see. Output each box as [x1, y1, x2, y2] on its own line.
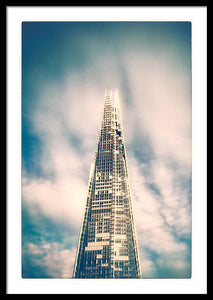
[21, 21, 192, 280]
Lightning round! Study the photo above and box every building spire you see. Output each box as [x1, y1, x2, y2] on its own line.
[104, 88, 112, 106]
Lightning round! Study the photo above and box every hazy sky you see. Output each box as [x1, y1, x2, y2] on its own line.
[22, 21, 192, 279]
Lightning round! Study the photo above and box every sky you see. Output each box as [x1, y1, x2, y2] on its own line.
[22, 21, 192, 279]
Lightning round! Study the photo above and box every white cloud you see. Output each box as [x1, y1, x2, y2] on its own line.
[25, 242, 76, 278]
[22, 175, 86, 229]
[128, 153, 191, 277]
[141, 259, 157, 278]
[123, 54, 192, 170]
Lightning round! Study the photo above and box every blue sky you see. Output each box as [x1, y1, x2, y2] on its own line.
[22, 21, 191, 278]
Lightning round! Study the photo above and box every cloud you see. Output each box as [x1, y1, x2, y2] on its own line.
[23, 241, 76, 278]
[128, 152, 191, 278]
[122, 55, 192, 168]
[141, 259, 158, 278]
[22, 175, 86, 229]
[22, 24, 191, 278]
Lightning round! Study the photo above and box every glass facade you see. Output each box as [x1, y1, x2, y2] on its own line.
[73, 90, 141, 278]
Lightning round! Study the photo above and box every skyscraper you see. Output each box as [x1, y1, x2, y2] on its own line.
[73, 89, 141, 278]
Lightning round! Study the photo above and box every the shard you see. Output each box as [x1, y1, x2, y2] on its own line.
[73, 89, 142, 278]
